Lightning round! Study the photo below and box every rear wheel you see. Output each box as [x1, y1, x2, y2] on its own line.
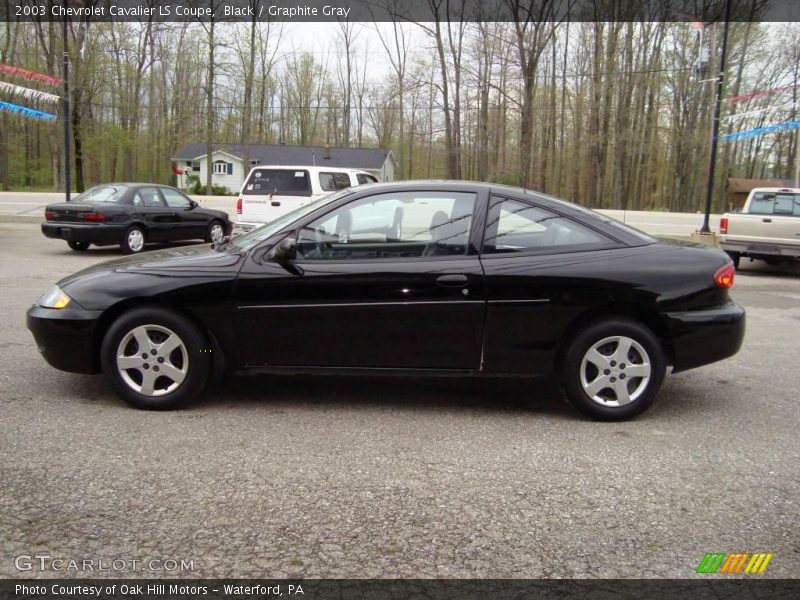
[67, 241, 90, 251]
[559, 318, 666, 421]
[100, 307, 210, 410]
[205, 220, 225, 244]
[121, 226, 145, 254]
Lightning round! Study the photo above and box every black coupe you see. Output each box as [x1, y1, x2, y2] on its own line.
[41, 183, 232, 254]
[27, 182, 744, 420]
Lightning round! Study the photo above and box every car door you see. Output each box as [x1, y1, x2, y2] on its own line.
[232, 188, 488, 370]
[133, 187, 172, 242]
[159, 187, 205, 240]
[479, 194, 622, 376]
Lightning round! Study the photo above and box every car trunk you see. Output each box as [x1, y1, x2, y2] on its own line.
[45, 203, 101, 223]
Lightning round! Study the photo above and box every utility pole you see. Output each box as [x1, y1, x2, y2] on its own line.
[700, 0, 732, 233]
[62, 6, 70, 201]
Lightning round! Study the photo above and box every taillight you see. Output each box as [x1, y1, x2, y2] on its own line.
[714, 263, 735, 288]
[44, 211, 56, 220]
[720, 217, 728, 234]
[80, 212, 106, 221]
[236, 197, 242, 214]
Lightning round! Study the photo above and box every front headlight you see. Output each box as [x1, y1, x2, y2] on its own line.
[37, 285, 71, 309]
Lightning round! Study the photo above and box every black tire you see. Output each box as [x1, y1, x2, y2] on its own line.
[725, 251, 740, 269]
[67, 240, 90, 251]
[100, 306, 210, 410]
[121, 225, 146, 254]
[205, 220, 225, 244]
[558, 318, 666, 421]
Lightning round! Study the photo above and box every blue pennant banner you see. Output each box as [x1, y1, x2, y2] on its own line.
[0, 99, 57, 121]
[723, 120, 800, 141]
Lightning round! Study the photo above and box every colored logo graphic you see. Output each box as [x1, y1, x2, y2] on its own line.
[696, 552, 774, 574]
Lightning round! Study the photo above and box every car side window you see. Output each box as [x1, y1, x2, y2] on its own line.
[482, 197, 612, 254]
[357, 173, 378, 184]
[161, 188, 192, 208]
[138, 187, 164, 208]
[296, 191, 477, 260]
[319, 172, 351, 192]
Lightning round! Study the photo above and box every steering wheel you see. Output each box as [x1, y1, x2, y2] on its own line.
[314, 226, 330, 258]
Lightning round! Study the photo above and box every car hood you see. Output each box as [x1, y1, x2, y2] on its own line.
[58, 245, 246, 310]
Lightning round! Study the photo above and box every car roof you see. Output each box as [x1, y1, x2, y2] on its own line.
[246, 165, 372, 174]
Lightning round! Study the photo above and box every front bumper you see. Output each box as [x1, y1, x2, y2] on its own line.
[41, 222, 126, 246]
[27, 304, 103, 374]
[664, 300, 745, 373]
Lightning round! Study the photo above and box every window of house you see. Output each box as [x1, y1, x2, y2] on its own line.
[296, 191, 476, 260]
[213, 161, 230, 175]
[482, 197, 613, 254]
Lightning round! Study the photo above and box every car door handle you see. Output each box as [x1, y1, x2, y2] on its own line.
[762, 218, 772, 223]
[436, 274, 468, 287]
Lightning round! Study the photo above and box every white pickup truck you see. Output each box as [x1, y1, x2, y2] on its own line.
[234, 165, 378, 234]
[720, 187, 800, 267]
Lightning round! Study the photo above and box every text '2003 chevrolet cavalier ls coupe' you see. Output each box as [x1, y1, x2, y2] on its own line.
[27, 182, 745, 420]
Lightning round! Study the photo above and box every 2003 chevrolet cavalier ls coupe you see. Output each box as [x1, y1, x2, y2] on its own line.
[27, 182, 745, 420]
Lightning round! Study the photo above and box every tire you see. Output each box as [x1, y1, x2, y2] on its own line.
[558, 318, 666, 421]
[205, 220, 225, 244]
[725, 251, 740, 269]
[121, 225, 146, 254]
[100, 306, 210, 410]
[67, 241, 90, 251]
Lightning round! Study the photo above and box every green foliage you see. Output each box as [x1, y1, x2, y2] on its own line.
[185, 175, 233, 196]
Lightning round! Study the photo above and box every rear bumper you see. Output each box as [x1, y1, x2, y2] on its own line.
[664, 301, 745, 373]
[41, 222, 126, 246]
[232, 221, 263, 236]
[26, 305, 102, 374]
[720, 239, 800, 258]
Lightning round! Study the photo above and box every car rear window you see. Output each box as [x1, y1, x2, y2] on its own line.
[73, 185, 128, 202]
[749, 192, 800, 216]
[243, 169, 311, 197]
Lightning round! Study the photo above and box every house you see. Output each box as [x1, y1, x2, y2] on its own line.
[171, 143, 396, 193]
[725, 177, 796, 211]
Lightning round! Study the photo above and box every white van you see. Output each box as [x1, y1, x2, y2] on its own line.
[234, 165, 379, 233]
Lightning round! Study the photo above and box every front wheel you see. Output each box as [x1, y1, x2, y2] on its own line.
[559, 318, 666, 421]
[100, 307, 210, 409]
[67, 241, 90, 251]
[121, 226, 146, 254]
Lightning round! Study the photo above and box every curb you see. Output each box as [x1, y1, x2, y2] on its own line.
[0, 215, 42, 224]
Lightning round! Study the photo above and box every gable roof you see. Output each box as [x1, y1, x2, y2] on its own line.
[173, 143, 393, 170]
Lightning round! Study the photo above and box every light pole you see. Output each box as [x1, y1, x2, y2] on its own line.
[700, 0, 732, 233]
[62, 4, 70, 201]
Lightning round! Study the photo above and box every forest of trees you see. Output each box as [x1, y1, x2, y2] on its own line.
[1, 4, 799, 213]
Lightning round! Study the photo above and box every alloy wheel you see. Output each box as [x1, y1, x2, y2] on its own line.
[116, 324, 188, 396]
[579, 335, 651, 407]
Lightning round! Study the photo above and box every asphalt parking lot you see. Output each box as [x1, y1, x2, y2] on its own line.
[0, 222, 798, 579]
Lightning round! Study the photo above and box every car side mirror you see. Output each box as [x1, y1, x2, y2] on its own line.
[270, 236, 297, 262]
[189, 200, 198, 209]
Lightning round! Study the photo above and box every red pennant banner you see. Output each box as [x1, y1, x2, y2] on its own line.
[0, 64, 62, 87]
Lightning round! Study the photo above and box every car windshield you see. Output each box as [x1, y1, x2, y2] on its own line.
[223, 189, 354, 251]
[73, 185, 128, 203]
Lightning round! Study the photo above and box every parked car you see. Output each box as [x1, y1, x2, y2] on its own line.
[41, 183, 232, 254]
[235, 165, 378, 234]
[27, 181, 744, 420]
[720, 187, 800, 267]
